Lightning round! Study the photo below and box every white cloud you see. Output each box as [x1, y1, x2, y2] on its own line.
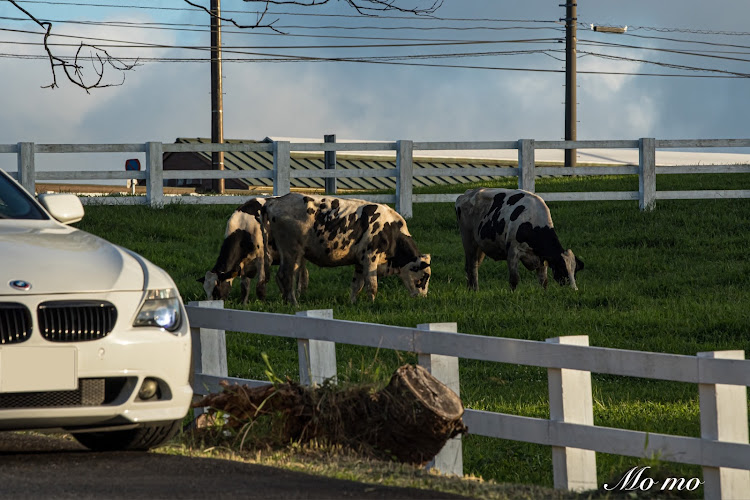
[2, 0, 749, 172]
[0, 13, 182, 143]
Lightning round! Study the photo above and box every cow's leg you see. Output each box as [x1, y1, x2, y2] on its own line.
[363, 259, 379, 302]
[240, 276, 252, 304]
[507, 246, 521, 291]
[521, 254, 548, 289]
[276, 252, 299, 306]
[254, 258, 267, 301]
[239, 264, 258, 304]
[296, 258, 309, 296]
[537, 261, 549, 289]
[466, 248, 485, 292]
[350, 264, 365, 303]
[461, 234, 484, 291]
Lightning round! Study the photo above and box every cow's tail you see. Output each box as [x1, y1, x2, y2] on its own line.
[259, 199, 272, 285]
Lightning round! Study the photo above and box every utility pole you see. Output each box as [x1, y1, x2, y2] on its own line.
[562, 1, 577, 168]
[210, 0, 224, 193]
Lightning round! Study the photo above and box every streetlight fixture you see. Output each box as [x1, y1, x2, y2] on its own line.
[590, 25, 628, 34]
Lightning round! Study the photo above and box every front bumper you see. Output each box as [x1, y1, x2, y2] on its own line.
[0, 291, 192, 431]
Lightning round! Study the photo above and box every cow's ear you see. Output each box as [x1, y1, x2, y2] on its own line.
[422, 254, 431, 265]
[414, 260, 430, 271]
[197, 277, 206, 283]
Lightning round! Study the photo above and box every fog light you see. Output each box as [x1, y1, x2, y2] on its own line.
[138, 378, 159, 400]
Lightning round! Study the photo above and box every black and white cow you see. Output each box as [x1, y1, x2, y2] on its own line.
[455, 188, 583, 291]
[200, 197, 308, 304]
[263, 193, 431, 305]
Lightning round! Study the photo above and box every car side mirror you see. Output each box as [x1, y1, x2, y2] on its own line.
[37, 193, 85, 224]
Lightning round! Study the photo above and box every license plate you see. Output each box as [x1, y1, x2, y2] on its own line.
[0, 347, 78, 393]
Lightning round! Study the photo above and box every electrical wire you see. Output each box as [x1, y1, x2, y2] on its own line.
[2, 3, 748, 79]
[583, 21, 750, 37]
[0, 15, 564, 34]
[0, 36, 562, 51]
[10, 0, 561, 24]
[578, 50, 750, 77]
[579, 38, 750, 64]
[0, 24, 561, 47]
[0, 35, 745, 79]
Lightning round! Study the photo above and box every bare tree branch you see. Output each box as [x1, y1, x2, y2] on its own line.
[7, 0, 443, 91]
[183, 0, 285, 34]
[7, 0, 139, 92]
[240, 0, 443, 17]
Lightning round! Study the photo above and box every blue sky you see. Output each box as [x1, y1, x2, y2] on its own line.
[1, 0, 749, 173]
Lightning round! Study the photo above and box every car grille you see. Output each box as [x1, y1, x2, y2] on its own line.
[38, 301, 118, 342]
[0, 378, 130, 409]
[0, 303, 32, 345]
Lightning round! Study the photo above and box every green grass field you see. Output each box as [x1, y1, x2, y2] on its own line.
[77, 174, 750, 495]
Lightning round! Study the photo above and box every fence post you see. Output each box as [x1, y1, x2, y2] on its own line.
[546, 335, 597, 492]
[396, 140, 413, 219]
[324, 134, 337, 195]
[296, 310, 337, 386]
[188, 300, 227, 418]
[273, 140, 291, 196]
[417, 322, 463, 477]
[145, 141, 164, 208]
[17, 142, 36, 195]
[639, 137, 656, 211]
[517, 139, 535, 192]
[698, 350, 750, 500]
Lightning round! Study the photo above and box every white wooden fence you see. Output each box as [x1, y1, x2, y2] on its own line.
[187, 301, 750, 499]
[3, 138, 750, 216]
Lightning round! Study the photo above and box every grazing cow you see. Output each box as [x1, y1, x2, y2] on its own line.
[263, 193, 431, 305]
[199, 197, 308, 304]
[455, 188, 583, 291]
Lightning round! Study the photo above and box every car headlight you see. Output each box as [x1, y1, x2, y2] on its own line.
[133, 289, 182, 333]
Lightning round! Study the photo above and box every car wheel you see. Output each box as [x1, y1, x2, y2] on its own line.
[72, 419, 182, 452]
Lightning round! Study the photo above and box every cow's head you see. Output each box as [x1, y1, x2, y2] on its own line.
[197, 271, 233, 300]
[551, 250, 584, 290]
[399, 254, 431, 297]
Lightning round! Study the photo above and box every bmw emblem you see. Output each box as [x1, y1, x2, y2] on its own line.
[9, 280, 31, 291]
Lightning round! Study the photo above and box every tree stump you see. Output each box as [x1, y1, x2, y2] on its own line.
[371, 364, 467, 464]
[192, 364, 467, 465]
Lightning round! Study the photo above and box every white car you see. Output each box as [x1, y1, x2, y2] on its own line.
[0, 170, 192, 451]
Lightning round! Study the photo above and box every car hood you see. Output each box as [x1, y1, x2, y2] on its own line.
[0, 222, 145, 295]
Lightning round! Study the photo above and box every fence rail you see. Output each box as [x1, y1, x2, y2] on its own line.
[186, 302, 750, 498]
[3, 138, 750, 216]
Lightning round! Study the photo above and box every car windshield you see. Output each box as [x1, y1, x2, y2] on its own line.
[0, 171, 48, 220]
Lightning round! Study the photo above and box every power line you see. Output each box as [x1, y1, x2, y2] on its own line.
[0, 26, 561, 50]
[0, 41, 562, 52]
[6, 19, 749, 67]
[0, 37, 561, 51]
[0, 15, 564, 33]
[0, 48, 559, 63]
[0, 24, 557, 44]
[9, 0, 560, 24]
[604, 32, 750, 52]
[589, 23, 750, 37]
[579, 39, 750, 57]
[0, 42, 745, 79]
[14, 0, 750, 41]
[579, 38, 750, 64]
[3, 8, 748, 79]
[0, 30, 567, 63]
[578, 50, 750, 77]
[0, 18, 564, 44]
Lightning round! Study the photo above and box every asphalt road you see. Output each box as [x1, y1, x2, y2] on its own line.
[0, 433, 467, 500]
